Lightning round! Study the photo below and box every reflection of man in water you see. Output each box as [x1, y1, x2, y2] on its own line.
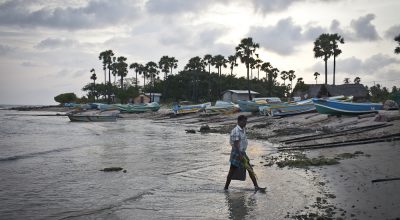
[224, 115, 264, 191]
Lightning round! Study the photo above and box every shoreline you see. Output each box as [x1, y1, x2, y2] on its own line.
[4, 105, 400, 219]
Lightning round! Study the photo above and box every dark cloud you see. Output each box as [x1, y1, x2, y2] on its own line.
[384, 25, 400, 39]
[0, 0, 140, 30]
[349, 14, 380, 41]
[251, 0, 302, 14]
[249, 17, 323, 55]
[35, 38, 78, 49]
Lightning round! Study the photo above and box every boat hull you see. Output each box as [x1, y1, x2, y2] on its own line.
[68, 115, 117, 122]
[312, 98, 382, 115]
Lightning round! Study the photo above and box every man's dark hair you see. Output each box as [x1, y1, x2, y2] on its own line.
[237, 115, 247, 122]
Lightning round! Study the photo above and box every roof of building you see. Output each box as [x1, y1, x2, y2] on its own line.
[223, 90, 260, 95]
[144, 93, 162, 96]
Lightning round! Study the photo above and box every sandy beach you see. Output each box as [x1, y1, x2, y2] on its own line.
[7, 105, 400, 219]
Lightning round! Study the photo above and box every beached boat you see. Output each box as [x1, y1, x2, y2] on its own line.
[67, 110, 119, 122]
[312, 98, 382, 115]
[262, 103, 316, 117]
[238, 97, 284, 112]
[204, 101, 240, 115]
[114, 102, 160, 113]
[172, 102, 211, 115]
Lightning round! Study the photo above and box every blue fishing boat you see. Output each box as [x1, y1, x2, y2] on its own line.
[238, 97, 283, 112]
[312, 98, 382, 115]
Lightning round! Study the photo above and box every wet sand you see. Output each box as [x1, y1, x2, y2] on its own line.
[11, 106, 400, 219]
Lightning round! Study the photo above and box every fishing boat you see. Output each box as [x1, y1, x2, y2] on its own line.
[204, 101, 240, 115]
[172, 102, 211, 115]
[114, 102, 160, 113]
[238, 97, 283, 112]
[262, 103, 316, 117]
[312, 98, 382, 115]
[67, 110, 119, 122]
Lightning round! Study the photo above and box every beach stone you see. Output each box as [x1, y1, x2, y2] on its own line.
[383, 100, 399, 110]
[200, 125, 210, 132]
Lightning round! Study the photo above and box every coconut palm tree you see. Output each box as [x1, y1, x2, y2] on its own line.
[236, 37, 260, 100]
[255, 58, 263, 79]
[99, 50, 114, 101]
[211, 55, 228, 77]
[330, 34, 344, 85]
[288, 70, 296, 94]
[395, 34, 400, 54]
[281, 71, 288, 85]
[90, 68, 97, 101]
[228, 55, 238, 76]
[261, 62, 273, 96]
[146, 61, 159, 102]
[116, 56, 128, 90]
[313, 34, 333, 85]
[314, 72, 320, 84]
[354, 77, 361, 84]
[159, 56, 171, 80]
[203, 54, 213, 74]
[168, 57, 178, 75]
[129, 62, 140, 87]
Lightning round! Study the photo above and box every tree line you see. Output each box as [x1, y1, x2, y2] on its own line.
[68, 33, 400, 105]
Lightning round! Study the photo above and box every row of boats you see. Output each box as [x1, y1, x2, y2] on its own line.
[172, 96, 384, 117]
[66, 96, 384, 122]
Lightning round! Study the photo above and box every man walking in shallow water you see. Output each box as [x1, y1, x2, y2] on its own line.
[224, 115, 265, 192]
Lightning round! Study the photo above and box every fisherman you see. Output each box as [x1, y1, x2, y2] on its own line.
[224, 114, 265, 192]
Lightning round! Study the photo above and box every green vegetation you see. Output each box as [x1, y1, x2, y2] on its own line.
[54, 93, 78, 104]
[64, 33, 398, 104]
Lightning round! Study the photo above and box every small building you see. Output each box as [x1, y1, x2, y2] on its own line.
[294, 84, 369, 101]
[145, 93, 162, 103]
[133, 94, 151, 104]
[221, 90, 260, 103]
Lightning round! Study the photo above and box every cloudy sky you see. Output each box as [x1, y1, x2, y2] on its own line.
[0, 0, 399, 105]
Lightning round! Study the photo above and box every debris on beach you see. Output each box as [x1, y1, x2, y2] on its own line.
[99, 167, 125, 172]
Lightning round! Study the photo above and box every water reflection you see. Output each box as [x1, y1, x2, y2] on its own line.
[225, 191, 257, 220]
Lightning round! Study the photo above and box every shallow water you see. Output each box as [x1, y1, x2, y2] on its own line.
[0, 110, 317, 219]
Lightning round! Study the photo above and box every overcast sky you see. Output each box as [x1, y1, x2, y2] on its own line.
[0, 0, 399, 105]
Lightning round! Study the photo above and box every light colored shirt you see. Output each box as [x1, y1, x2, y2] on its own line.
[230, 125, 248, 152]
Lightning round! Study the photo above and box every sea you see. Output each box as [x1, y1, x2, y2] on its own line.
[0, 106, 316, 219]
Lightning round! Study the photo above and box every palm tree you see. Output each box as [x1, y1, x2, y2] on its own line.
[168, 57, 178, 75]
[281, 71, 288, 85]
[249, 57, 256, 79]
[99, 50, 114, 101]
[116, 56, 128, 90]
[287, 70, 296, 95]
[395, 34, 400, 54]
[203, 54, 213, 74]
[146, 61, 159, 102]
[255, 58, 263, 79]
[235, 37, 260, 100]
[90, 68, 97, 101]
[343, 78, 350, 84]
[330, 34, 344, 85]
[159, 56, 171, 80]
[228, 55, 238, 76]
[314, 72, 320, 84]
[354, 77, 361, 84]
[313, 33, 333, 85]
[129, 62, 140, 87]
[261, 62, 272, 96]
[185, 56, 204, 102]
[138, 64, 146, 89]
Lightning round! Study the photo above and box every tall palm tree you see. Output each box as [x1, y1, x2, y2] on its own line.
[281, 71, 288, 85]
[228, 55, 238, 76]
[313, 33, 333, 85]
[185, 56, 204, 102]
[146, 61, 159, 102]
[354, 77, 361, 84]
[203, 54, 213, 74]
[236, 37, 260, 100]
[99, 50, 114, 101]
[330, 34, 344, 85]
[168, 57, 178, 75]
[137, 64, 146, 89]
[129, 62, 140, 87]
[261, 62, 272, 96]
[159, 56, 171, 80]
[90, 68, 96, 101]
[249, 57, 256, 79]
[394, 34, 400, 54]
[212, 55, 228, 96]
[287, 70, 296, 95]
[255, 58, 263, 79]
[116, 56, 128, 90]
[314, 72, 320, 84]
